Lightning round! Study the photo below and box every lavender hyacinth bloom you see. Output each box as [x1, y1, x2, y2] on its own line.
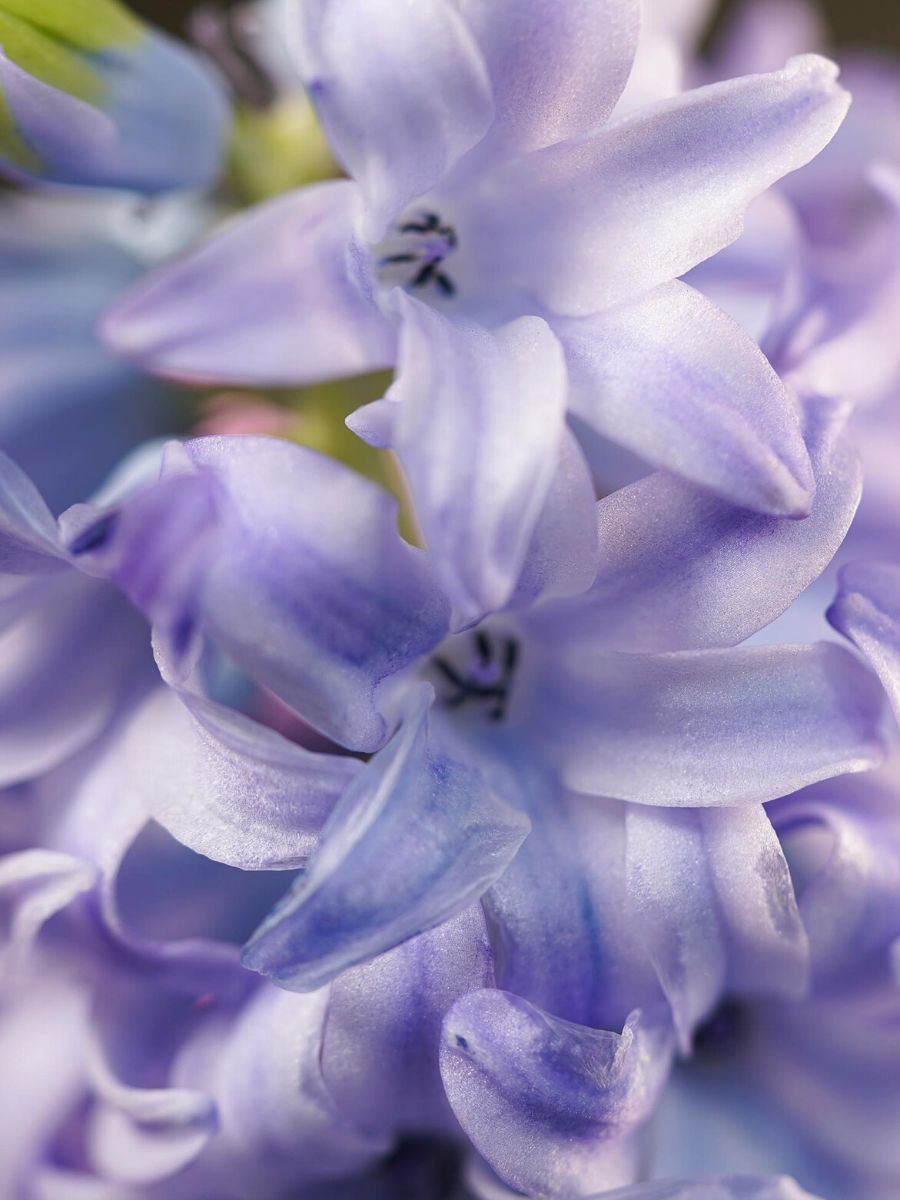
[2, 2, 898, 1197]
[0, 0, 229, 192]
[102, 0, 851, 623]
[0, 434, 882, 1199]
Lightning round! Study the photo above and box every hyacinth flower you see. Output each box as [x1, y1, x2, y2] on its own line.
[0, 0, 229, 192]
[102, 0, 853, 623]
[670, 0, 900, 415]
[0, 643, 864, 1199]
[37, 421, 874, 943]
[627, 761, 900, 1200]
[0, 622, 840, 1200]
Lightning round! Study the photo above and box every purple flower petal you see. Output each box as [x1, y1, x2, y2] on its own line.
[483, 772, 660, 1031]
[506, 428, 600, 611]
[381, 294, 569, 627]
[555, 282, 815, 516]
[440, 991, 672, 1196]
[771, 772, 900, 991]
[241, 687, 528, 990]
[0, 570, 152, 787]
[521, 642, 884, 805]
[298, 0, 494, 238]
[322, 905, 494, 1134]
[101, 183, 395, 386]
[123, 686, 363, 871]
[0, 447, 67, 574]
[827, 561, 900, 721]
[85, 1047, 217, 1186]
[464, 55, 849, 315]
[165, 986, 388, 1193]
[0, 31, 229, 194]
[627, 804, 808, 1049]
[80, 437, 450, 752]
[528, 395, 859, 651]
[452, 0, 640, 166]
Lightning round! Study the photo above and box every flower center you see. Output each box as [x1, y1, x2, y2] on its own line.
[377, 210, 458, 298]
[692, 999, 746, 1059]
[431, 630, 519, 722]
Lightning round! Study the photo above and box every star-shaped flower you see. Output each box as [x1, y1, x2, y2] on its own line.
[103, 0, 849, 624]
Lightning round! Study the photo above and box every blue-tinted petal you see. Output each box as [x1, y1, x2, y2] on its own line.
[298, 0, 493, 238]
[123, 686, 362, 871]
[452, 0, 640, 168]
[441, 991, 672, 1196]
[627, 805, 808, 1049]
[0, 571, 152, 787]
[242, 687, 528, 990]
[0, 31, 229, 193]
[554, 282, 814, 516]
[322, 905, 494, 1134]
[463, 56, 848, 315]
[528, 395, 859, 652]
[102, 183, 395, 386]
[73, 437, 450, 752]
[380, 294, 569, 627]
[520, 642, 884, 805]
[828, 561, 900, 721]
[0, 446, 67, 573]
[0, 195, 178, 515]
[169, 985, 388, 1193]
[477, 750, 660, 1031]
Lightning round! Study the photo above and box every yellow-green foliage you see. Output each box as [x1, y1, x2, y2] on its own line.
[0, 0, 140, 52]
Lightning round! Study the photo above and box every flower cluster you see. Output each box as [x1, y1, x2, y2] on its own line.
[3, 1, 900, 1198]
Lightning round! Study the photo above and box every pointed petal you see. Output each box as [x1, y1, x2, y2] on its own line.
[466, 55, 849, 314]
[101, 183, 395, 386]
[90, 32, 230, 193]
[528, 395, 859, 651]
[241, 688, 528, 990]
[453, 0, 640, 165]
[385, 294, 569, 626]
[123, 687, 362, 871]
[46, 726, 281, 995]
[523, 642, 884, 805]
[0, 571, 151, 787]
[627, 805, 808, 1049]
[74, 437, 450, 752]
[506, 428, 600, 610]
[440, 991, 672, 1196]
[298, 0, 494, 238]
[556, 282, 814, 515]
[482, 761, 660, 1031]
[828, 561, 900, 722]
[0, 445, 66, 573]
